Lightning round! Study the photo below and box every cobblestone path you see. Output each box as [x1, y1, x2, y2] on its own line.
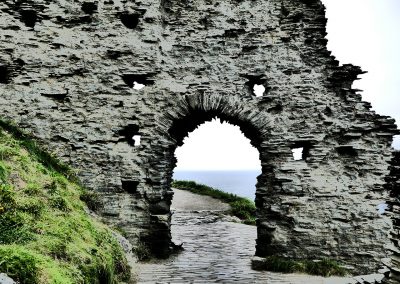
[137, 210, 358, 284]
[137, 189, 383, 283]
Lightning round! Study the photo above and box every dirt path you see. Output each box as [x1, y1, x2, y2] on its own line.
[171, 188, 231, 211]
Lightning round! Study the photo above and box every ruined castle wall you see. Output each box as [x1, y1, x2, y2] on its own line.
[0, 0, 398, 274]
[386, 151, 400, 282]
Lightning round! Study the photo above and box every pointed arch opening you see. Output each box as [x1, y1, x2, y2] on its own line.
[144, 95, 279, 261]
[169, 116, 262, 266]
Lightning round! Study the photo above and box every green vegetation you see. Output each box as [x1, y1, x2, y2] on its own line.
[0, 121, 131, 284]
[0, 119, 76, 181]
[255, 256, 347, 277]
[171, 180, 256, 225]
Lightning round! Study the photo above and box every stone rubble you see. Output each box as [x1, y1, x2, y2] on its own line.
[0, 274, 15, 284]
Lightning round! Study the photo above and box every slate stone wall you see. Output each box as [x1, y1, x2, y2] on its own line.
[0, 0, 398, 274]
[386, 151, 400, 282]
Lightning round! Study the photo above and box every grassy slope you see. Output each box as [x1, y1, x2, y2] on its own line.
[171, 180, 256, 225]
[0, 123, 130, 284]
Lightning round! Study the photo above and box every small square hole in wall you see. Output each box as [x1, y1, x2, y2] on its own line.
[132, 135, 141, 146]
[121, 180, 139, 194]
[122, 74, 154, 89]
[0, 65, 8, 84]
[20, 9, 37, 28]
[120, 13, 140, 29]
[81, 2, 98, 15]
[118, 124, 139, 146]
[253, 84, 265, 97]
[292, 147, 303, 161]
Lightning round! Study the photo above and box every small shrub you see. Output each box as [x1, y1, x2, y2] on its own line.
[48, 241, 68, 261]
[0, 144, 18, 159]
[23, 183, 41, 195]
[80, 191, 102, 211]
[0, 161, 7, 182]
[0, 211, 34, 244]
[49, 196, 70, 212]
[0, 246, 40, 284]
[230, 200, 256, 220]
[45, 180, 58, 195]
[305, 259, 347, 277]
[259, 256, 347, 277]
[0, 184, 16, 209]
[243, 218, 256, 226]
[18, 200, 43, 217]
[51, 173, 68, 190]
[113, 226, 129, 238]
[134, 242, 151, 261]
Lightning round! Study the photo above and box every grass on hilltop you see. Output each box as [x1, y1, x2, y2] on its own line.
[0, 119, 131, 284]
[171, 180, 257, 225]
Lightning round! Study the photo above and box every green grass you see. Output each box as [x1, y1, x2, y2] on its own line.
[0, 123, 131, 283]
[171, 180, 256, 225]
[0, 119, 76, 181]
[255, 256, 347, 277]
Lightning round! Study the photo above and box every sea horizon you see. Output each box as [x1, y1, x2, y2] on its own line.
[173, 169, 261, 200]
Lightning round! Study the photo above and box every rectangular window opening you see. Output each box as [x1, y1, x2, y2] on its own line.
[121, 180, 139, 194]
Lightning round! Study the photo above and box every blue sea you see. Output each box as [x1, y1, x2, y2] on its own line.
[172, 170, 261, 200]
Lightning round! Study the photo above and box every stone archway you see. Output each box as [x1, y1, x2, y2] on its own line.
[142, 94, 269, 257]
[139, 93, 394, 274]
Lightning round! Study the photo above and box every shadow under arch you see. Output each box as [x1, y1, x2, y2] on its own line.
[146, 93, 279, 258]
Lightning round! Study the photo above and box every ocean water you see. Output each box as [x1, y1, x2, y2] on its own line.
[172, 170, 261, 200]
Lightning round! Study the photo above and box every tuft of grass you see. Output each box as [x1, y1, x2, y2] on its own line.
[80, 191, 102, 211]
[0, 161, 7, 182]
[0, 123, 131, 283]
[0, 246, 41, 284]
[133, 241, 151, 261]
[171, 180, 257, 225]
[255, 256, 347, 277]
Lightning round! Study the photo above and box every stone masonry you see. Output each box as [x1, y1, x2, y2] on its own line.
[0, 0, 398, 276]
[386, 151, 400, 283]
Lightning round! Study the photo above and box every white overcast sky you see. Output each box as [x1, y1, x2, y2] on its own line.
[175, 0, 400, 171]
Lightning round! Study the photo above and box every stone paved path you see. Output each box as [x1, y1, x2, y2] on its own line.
[137, 189, 375, 284]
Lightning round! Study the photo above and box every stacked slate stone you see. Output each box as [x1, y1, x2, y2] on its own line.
[386, 151, 400, 283]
